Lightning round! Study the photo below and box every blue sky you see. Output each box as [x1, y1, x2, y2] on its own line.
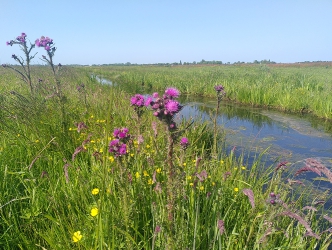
[1, 0, 331, 65]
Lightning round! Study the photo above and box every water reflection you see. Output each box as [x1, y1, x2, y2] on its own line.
[179, 95, 332, 205]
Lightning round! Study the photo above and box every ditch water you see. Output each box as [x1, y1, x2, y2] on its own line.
[95, 75, 332, 203]
[177, 95, 332, 202]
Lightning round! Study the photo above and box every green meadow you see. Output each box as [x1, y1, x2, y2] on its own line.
[1, 62, 332, 250]
[88, 63, 332, 120]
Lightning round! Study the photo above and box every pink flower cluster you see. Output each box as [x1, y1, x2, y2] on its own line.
[145, 88, 182, 129]
[35, 36, 54, 51]
[113, 127, 130, 140]
[108, 128, 130, 157]
[130, 94, 146, 107]
[180, 137, 189, 149]
[6, 33, 27, 46]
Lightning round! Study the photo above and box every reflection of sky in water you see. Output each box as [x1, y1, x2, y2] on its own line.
[179, 101, 332, 162]
[180, 101, 332, 202]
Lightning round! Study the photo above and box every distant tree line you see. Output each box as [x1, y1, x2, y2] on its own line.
[86, 59, 331, 67]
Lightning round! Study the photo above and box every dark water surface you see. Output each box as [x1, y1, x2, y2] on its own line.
[178, 95, 332, 162]
[178, 95, 332, 199]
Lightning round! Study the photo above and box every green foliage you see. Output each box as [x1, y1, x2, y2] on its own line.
[0, 67, 331, 249]
[88, 64, 332, 120]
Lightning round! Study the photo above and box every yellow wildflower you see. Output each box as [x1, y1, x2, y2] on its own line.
[183, 162, 187, 167]
[135, 172, 140, 179]
[90, 207, 99, 217]
[199, 186, 204, 191]
[234, 187, 239, 192]
[143, 170, 149, 177]
[212, 182, 215, 186]
[148, 179, 153, 185]
[91, 188, 99, 195]
[241, 166, 246, 170]
[156, 168, 162, 173]
[187, 176, 192, 180]
[72, 231, 83, 242]
[189, 183, 194, 186]
[109, 156, 114, 162]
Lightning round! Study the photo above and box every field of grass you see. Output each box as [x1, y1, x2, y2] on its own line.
[86, 64, 332, 120]
[1, 64, 332, 249]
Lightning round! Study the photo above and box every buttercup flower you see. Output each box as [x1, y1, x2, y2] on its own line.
[72, 231, 83, 242]
[90, 207, 99, 217]
[91, 188, 99, 195]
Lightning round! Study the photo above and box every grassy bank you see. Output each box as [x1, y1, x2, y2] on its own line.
[1, 66, 332, 249]
[86, 64, 332, 120]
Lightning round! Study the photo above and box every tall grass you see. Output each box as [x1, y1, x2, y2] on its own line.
[0, 66, 332, 249]
[87, 64, 332, 120]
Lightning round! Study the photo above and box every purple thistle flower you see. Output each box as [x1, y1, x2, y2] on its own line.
[109, 139, 120, 149]
[145, 96, 152, 106]
[214, 85, 225, 93]
[130, 94, 145, 107]
[152, 92, 159, 98]
[35, 35, 54, 52]
[113, 129, 120, 137]
[165, 87, 180, 98]
[165, 100, 180, 114]
[118, 131, 127, 139]
[119, 144, 127, 155]
[180, 137, 189, 149]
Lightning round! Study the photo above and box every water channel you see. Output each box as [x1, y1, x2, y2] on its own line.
[95, 75, 332, 202]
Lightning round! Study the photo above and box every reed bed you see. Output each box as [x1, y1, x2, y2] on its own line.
[87, 64, 332, 120]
